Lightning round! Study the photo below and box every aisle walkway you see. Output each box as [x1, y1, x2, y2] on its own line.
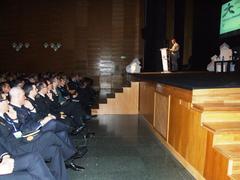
[69, 115, 194, 180]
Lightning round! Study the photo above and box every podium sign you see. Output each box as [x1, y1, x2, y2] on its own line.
[160, 48, 169, 72]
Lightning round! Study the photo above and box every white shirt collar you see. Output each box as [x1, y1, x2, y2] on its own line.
[10, 102, 21, 108]
[28, 96, 35, 101]
[0, 112, 5, 119]
[38, 92, 45, 97]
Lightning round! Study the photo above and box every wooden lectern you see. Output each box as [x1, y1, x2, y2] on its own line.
[160, 48, 170, 72]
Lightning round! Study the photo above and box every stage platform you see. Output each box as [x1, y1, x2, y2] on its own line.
[129, 71, 240, 89]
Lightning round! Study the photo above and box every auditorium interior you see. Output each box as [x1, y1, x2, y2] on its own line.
[0, 0, 240, 180]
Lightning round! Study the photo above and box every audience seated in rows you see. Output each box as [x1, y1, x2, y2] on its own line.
[0, 72, 97, 180]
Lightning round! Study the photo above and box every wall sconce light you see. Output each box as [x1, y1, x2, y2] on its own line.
[12, 42, 30, 51]
[24, 42, 30, 48]
[120, 56, 127, 59]
[43, 42, 62, 51]
[43, 42, 48, 48]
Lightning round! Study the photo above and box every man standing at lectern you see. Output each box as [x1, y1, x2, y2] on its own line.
[169, 38, 180, 71]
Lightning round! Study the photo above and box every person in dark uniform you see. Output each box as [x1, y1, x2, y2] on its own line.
[0, 93, 84, 176]
[23, 83, 71, 130]
[9, 87, 72, 144]
[35, 81, 86, 132]
[0, 144, 55, 180]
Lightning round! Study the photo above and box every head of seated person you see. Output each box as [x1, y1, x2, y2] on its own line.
[23, 83, 38, 99]
[10, 78, 25, 89]
[50, 76, 60, 90]
[67, 82, 78, 96]
[36, 82, 48, 96]
[59, 77, 67, 87]
[0, 93, 9, 115]
[0, 82, 11, 96]
[9, 87, 26, 107]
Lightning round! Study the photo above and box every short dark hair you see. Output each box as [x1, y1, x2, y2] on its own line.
[67, 81, 77, 91]
[0, 81, 10, 90]
[36, 82, 46, 91]
[23, 83, 34, 96]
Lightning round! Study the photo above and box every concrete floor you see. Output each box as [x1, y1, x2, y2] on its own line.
[69, 115, 194, 180]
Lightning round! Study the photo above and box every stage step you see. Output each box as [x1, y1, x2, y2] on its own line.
[92, 87, 126, 110]
[231, 159, 240, 175]
[213, 131, 240, 146]
[91, 82, 139, 115]
[202, 122, 240, 133]
[214, 144, 240, 178]
[192, 88, 240, 104]
[202, 120, 240, 179]
[202, 122, 240, 146]
[194, 103, 240, 111]
[230, 174, 240, 180]
[214, 144, 240, 159]
[193, 103, 240, 123]
[201, 111, 240, 123]
[229, 159, 240, 179]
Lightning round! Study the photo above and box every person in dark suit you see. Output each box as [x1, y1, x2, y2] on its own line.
[0, 93, 84, 175]
[58, 77, 70, 101]
[0, 96, 71, 179]
[50, 76, 64, 104]
[24, 83, 70, 127]
[68, 79, 96, 116]
[9, 87, 73, 146]
[24, 82, 86, 139]
[21, 84, 87, 153]
[0, 144, 55, 180]
[77, 77, 97, 115]
[67, 81, 91, 120]
[23, 83, 71, 133]
[35, 81, 62, 119]
[36, 81, 86, 132]
[9, 86, 88, 161]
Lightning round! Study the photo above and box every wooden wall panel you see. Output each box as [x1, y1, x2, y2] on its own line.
[168, 96, 208, 174]
[139, 82, 155, 124]
[153, 91, 170, 140]
[138, 81, 240, 179]
[0, 0, 144, 87]
[204, 132, 229, 180]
